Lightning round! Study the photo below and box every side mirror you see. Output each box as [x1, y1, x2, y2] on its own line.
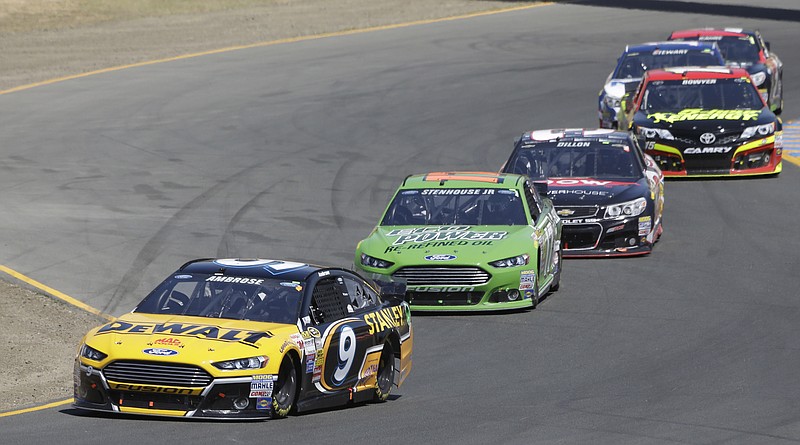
[622, 93, 634, 113]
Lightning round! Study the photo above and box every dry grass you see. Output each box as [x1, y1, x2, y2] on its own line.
[0, 0, 283, 33]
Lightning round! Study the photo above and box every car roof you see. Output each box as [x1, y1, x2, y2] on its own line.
[644, 66, 749, 80]
[624, 40, 717, 53]
[178, 258, 325, 281]
[521, 128, 631, 144]
[401, 171, 526, 188]
[669, 28, 754, 39]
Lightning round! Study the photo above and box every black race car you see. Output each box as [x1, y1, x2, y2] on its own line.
[502, 129, 664, 257]
[617, 66, 782, 177]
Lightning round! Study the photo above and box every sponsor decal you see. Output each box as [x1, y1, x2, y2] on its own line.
[647, 108, 760, 124]
[262, 260, 307, 275]
[97, 321, 272, 346]
[153, 337, 183, 347]
[386, 226, 507, 246]
[109, 383, 202, 395]
[556, 142, 590, 147]
[682, 79, 717, 85]
[384, 239, 497, 254]
[424, 254, 457, 261]
[519, 283, 534, 290]
[409, 286, 476, 293]
[143, 348, 178, 356]
[317, 270, 330, 277]
[420, 188, 496, 195]
[249, 390, 271, 398]
[306, 359, 315, 374]
[653, 49, 688, 55]
[251, 375, 274, 392]
[205, 276, 265, 285]
[174, 274, 192, 279]
[684, 146, 733, 154]
[549, 189, 610, 197]
[363, 306, 409, 335]
[256, 397, 272, 410]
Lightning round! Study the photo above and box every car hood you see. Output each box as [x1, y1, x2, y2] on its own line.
[361, 225, 536, 265]
[83, 312, 301, 365]
[546, 178, 647, 206]
[637, 107, 775, 129]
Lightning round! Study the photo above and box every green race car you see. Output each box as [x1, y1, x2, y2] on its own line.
[355, 172, 563, 312]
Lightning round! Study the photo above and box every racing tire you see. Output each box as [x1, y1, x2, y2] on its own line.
[374, 342, 394, 402]
[272, 357, 298, 418]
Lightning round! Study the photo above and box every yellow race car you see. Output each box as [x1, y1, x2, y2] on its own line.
[73, 258, 412, 419]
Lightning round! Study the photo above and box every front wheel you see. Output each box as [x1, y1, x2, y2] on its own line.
[272, 357, 298, 418]
[374, 342, 394, 402]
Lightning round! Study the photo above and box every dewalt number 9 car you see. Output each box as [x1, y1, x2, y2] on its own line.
[74, 258, 412, 419]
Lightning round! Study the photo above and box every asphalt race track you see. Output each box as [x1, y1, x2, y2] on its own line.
[1, 1, 799, 443]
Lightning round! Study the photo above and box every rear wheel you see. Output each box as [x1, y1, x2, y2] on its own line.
[374, 342, 394, 402]
[272, 357, 298, 418]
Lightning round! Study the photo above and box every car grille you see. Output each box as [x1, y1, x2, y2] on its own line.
[562, 224, 602, 250]
[103, 361, 213, 387]
[669, 127, 742, 145]
[555, 206, 598, 218]
[393, 266, 491, 286]
[407, 291, 483, 306]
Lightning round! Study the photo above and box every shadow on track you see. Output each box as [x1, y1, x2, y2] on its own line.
[545, 0, 800, 22]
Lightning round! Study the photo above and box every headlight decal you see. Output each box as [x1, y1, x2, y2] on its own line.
[604, 197, 647, 219]
[489, 253, 530, 268]
[360, 253, 394, 269]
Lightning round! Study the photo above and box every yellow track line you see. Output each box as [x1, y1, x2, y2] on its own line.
[0, 399, 72, 418]
[0, 265, 114, 321]
[0, 3, 551, 96]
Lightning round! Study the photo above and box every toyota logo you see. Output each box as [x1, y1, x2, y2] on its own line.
[699, 133, 716, 145]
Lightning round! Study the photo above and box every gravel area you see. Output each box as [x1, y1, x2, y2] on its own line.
[0, 0, 539, 413]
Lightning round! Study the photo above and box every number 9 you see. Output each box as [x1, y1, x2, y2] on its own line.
[332, 326, 356, 385]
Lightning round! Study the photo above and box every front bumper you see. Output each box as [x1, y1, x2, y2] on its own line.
[645, 134, 782, 177]
[357, 264, 544, 312]
[561, 214, 658, 258]
[73, 360, 276, 419]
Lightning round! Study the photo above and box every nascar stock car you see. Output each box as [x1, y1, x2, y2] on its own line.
[599, 40, 725, 129]
[668, 28, 783, 114]
[617, 66, 783, 177]
[502, 129, 664, 257]
[354, 172, 562, 312]
[73, 258, 412, 419]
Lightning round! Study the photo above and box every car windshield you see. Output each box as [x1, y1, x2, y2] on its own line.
[640, 78, 763, 112]
[381, 188, 527, 226]
[694, 36, 760, 65]
[134, 274, 303, 324]
[616, 50, 724, 79]
[506, 141, 641, 180]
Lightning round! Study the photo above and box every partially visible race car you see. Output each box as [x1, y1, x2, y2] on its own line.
[599, 40, 725, 128]
[355, 171, 562, 311]
[502, 128, 664, 257]
[617, 66, 783, 177]
[74, 258, 412, 419]
[668, 28, 783, 114]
